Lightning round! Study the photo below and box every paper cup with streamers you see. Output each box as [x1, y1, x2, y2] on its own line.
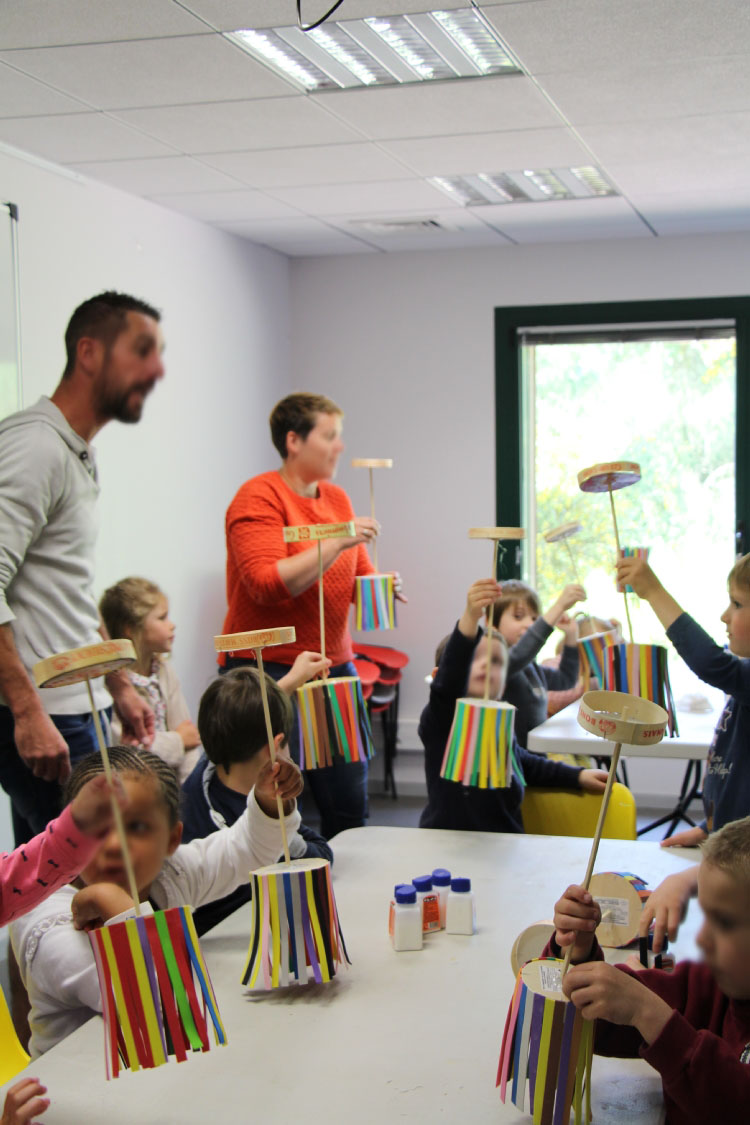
[497, 957, 594, 1125]
[34, 641, 227, 1078]
[440, 698, 518, 789]
[242, 857, 349, 991]
[355, 573, 397, 631]
[578, 634, 678, 736]
[297, 675, 375, 769]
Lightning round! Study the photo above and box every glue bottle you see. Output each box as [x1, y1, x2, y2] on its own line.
[431, 868, 451, 928]
[389, 884, 423, 951]
[412, 875, 441, 934]
[445, 877, 476, 935]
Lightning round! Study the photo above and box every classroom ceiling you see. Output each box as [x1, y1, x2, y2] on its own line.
[1, 0, 749, 256]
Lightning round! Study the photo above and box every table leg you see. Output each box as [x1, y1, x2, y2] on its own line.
[636, 760, 703, 840]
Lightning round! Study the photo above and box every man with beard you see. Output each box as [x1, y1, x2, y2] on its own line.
[0, 291, 165, 843]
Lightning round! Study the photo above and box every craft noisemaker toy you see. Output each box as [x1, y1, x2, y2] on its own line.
[440, 527, 524, 790]
[543, 521, 583, 586]
[215, 626, 349, 990]
[579, 631, 678, 736]
[33, 641, 226, 1078]
[283, 521, 375, 769]
[498, 690, 667, 1124]
[577, 461, 641, 642]
[352, 458, 397, 631]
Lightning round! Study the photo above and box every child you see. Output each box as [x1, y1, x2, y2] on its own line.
[9, 744, 301, 1057]
[618, 552, 750, 952]
[487, 579, 587, 748]
[181, 665, 332, 934]
[0, 774, 126, 1124]
[549, 815, 750, 1123]
[99, 577, 201, 782]
[419, 579, 607, 832]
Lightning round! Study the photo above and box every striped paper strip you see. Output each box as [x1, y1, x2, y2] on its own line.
[355, 574, 397, 631]
[440, 699, 515, 789]
[296, 676, 375, 770]
[88, 905, 226, 1079]
[241, 858, 349, 991]
[497, 959, 594, 1125]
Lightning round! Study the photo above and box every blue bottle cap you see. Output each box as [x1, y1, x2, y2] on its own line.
[412, 875, 433, 893]
[432, 868, 451, 886]
[451, 877, 471, 893]
[395, 886, 417, 904]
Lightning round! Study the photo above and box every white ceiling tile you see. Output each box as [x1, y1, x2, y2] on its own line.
[483, 0, 750, 74]
[113, 98, 361, 153]
[181, 1, 470, 32]
[70, 155, 243, 195]
[380, 127, 591, 175]
[0, 35, 294, 110]
[0, 113, 178, 164]
[311, 74, 561, 140]
[540, 57, 750, 127]
[201, 142, 414, 187]
[632, 190, 750, 236]
[479, 196, 652, 242]
[268, 177, 452, 215]
[579, 113, 750, 168]
[218, 216, 379, 256]
[147, 189, 302, 221]
[0, 1, 209, 48]
[0, 62, 91, 116]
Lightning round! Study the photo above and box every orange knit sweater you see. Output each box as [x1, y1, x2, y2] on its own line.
[220, 471, 375, 665]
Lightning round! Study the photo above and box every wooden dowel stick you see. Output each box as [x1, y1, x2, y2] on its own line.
[562, 741, 622, 977]
[255, 648, 291, 864]
[318, 540, 326, 669]
[484, 539, 500, 702]
[85, 678, 141, 913]
[369, 468, 379, 572]
[608, 485, 634, 642]
[564, 537, 582, 587]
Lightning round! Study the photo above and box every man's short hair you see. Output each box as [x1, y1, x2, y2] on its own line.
[487, 580, 541, 629]
[728, 553, 750, 594]
[197, 667, 293, 772]
[701, 816, 750, 889]
[269, 392, 343, 459]
[63, 291, 161, 378]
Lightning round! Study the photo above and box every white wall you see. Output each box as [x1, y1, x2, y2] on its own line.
[290, 234, 750, 802]
[0, 146, 292, 851]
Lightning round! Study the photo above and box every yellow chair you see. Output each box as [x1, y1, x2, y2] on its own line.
[0, 983, 30, 1085]
[521, 781, 636, 840]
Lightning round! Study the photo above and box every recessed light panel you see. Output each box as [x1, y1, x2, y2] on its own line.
[429, 167, 618, 206]
[227, 8, 519, 91]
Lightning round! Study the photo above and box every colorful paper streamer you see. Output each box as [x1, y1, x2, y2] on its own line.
[497, 958, 594, 1125]
[89, 905, 227, 1079]
[296, 676, 375, 770]
[578, 635, 678, 736]
[355, 574, 397, 631]
[440, 698, 520, 789]
[242, 858, 349, 990]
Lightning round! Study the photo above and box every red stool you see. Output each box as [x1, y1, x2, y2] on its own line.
[353, 645, 408, 798]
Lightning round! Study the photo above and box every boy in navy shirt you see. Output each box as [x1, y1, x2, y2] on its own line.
[182, 667, 331, 934]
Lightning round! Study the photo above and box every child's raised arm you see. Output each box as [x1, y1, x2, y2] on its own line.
[543, 584, 587, 629]
[278, 651, 332, 694]
[615, 558, 683, 630]
[458, 578, 502, 639]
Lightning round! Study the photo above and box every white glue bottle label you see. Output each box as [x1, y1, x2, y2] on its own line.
[412, 875, 441, 934]
[389, 884, 423, 951]
[445, 877, 476, 935]
[431, 868, 451, 929]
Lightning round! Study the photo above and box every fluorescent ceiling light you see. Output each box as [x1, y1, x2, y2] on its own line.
[429, 167, 617, 206]
[226, 8, 519, 91]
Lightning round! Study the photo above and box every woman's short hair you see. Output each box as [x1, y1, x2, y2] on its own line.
[269, 392, 342, 459]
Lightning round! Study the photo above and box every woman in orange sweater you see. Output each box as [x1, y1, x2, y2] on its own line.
[220, 392, 387, 838]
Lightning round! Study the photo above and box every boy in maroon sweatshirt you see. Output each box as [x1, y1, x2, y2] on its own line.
[546, 815, 750, 1124]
